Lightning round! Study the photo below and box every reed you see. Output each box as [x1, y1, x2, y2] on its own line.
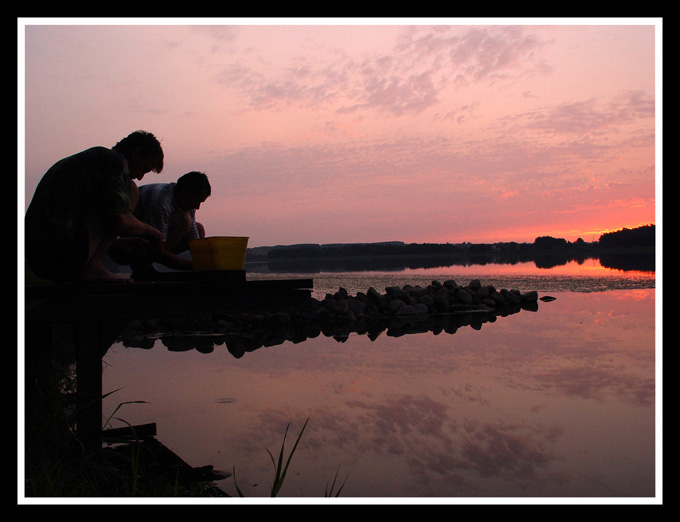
[25, 388, 188, 497]
[232, 416, 348, 497]
[26, 361, 345, 497]
[324, 463, 348, 497]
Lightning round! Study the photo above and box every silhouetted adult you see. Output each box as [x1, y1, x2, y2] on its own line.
[109, 171, 211, 276]
[25, 130, 165, 283]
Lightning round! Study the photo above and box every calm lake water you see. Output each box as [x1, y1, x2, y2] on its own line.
[101, 258, 658, 502]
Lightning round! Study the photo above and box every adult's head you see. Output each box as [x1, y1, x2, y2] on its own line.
[175, 171, 211, 210]
[112, 130, 164, 181]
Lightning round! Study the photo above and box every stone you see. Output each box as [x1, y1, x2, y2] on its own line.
[476, 286, 490, 299]
[455, 288, 473, 305]
[419, 294, 434, 310]
[501, 289, 521, 305]
[348, 298, 367, 315]
[334, 287, 348, 300]
[433, 295, 449, 312]
[407, 285, 428, 299]
[388, 298, 405, 313]
[121, 278, 553, 356]
[521, 291, 538, 302]
[367, 287, 382, 301]
[468, 279, 482, 291]
[396, 304, 418, 316]
[415, 303, 429, 315]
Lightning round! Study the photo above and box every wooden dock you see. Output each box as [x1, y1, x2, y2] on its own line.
[26, 270, 313, 322]
[24, 271, 314, 450]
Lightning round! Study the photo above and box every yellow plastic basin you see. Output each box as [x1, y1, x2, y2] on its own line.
[189, 236, 249, 271]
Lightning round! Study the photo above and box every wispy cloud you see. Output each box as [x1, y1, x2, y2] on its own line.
[210, 25, 550, 118]
[22, 22, 657, 246]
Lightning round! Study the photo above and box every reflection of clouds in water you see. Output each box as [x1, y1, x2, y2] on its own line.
[305, 392, 565, 495]
[347, 393, 450, 449]
[528, 366, 655, 407]
[216, 331, 649, 497]
[478, 291, 655, 409]
[103, 288, 655, 497]
[356, 396, 560, 487]
[459, 419, 561, 479]
[447, 382, 490, 406]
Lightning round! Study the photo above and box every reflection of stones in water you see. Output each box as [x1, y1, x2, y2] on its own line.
[155, 333, 225, 354]
[117, 279, 549, 359]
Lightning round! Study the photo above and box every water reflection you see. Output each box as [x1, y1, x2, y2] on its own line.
[116, 279, 542, 358]
[249, 259, 655, 299]
[117, 298, 540, 358]
[102, 288, 656, 499]
[246, 249, 655, 275]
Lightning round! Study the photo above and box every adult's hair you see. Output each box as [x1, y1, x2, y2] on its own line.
[112, 130, 164, 173]
[177, 171, 211, 196]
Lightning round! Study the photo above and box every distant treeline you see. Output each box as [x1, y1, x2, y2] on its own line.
[249, 224, 655, 262]
[598, 224, 656, 248]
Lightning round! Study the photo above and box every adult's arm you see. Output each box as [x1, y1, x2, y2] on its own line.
[115, 210, 193, 270]
[114, 211, 162, 241]
[148, 243, 194, 270]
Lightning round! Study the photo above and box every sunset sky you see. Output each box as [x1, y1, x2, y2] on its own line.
[19, 18, 661, 248]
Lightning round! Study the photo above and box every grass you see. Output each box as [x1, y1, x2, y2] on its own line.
[24, 373, 218, 497]
[232, 416, 348, 497]
[25, 366, 348, 498]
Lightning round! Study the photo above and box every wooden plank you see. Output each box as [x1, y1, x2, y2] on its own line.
[25, 274, 313, 299]
[102, 423, 157, 441]
[259, 276, 314, 289]
[25, 276, 314, 323]
[133, 269, 247, 285]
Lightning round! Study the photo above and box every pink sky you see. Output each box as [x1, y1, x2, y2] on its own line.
[20, 19, 660, 248]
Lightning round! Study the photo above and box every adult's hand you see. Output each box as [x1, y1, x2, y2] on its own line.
[115, 211, 162, 241]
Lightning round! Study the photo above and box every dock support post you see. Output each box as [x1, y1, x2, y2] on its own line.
[72, 321, 105, 450]
[72, 319, 125, 450]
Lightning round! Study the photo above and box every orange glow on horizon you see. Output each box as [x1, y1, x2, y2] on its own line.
[422, 220, 656, 246]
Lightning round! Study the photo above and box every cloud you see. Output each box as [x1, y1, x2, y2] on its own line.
[338, 70, 440, 117]
[211, 25, 550, 118]
[512, 90, 655, 136]
[446, 26, 546, 82]
[22, 23, 657, 247]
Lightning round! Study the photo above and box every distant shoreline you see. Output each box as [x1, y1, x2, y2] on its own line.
[245, 245, 655, 274]
[246, 225, 656, 272]
[248, 244, 654, 260]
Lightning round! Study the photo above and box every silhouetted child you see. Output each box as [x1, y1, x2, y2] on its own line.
[109, 171, 211, 277]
